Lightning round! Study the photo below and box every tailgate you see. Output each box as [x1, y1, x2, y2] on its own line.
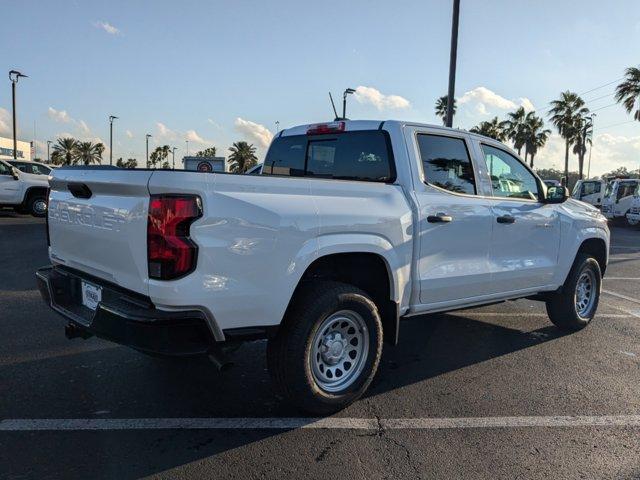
[48, 168, 153, 295]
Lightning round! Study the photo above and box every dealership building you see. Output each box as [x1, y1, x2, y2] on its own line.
[0, 136, 32, 162]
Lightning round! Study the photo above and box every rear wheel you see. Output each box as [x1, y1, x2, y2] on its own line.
[546, 253, 601, 331]
[267, 281, 383, 414]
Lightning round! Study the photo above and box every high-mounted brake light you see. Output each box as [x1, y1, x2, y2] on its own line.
[147, 195, 202, 280]
[307, 121, 345, 135]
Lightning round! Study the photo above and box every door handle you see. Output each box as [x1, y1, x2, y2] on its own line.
[427, 213, 453, 223]
[497, 215, 515, 224]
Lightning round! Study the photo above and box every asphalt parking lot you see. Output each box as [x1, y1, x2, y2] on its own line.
[1, 212, 639, 479]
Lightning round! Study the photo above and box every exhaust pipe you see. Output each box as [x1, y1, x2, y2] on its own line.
[208, 346, 234, 372]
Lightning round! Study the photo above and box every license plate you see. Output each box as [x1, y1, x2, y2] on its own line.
[81, 281, 102, 311]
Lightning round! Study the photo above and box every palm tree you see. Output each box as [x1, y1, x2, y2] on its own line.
[228, 141, 258, 173]
[51, 137, 77, 165]
[522, 112, 551, 167]
[149, 145, 171, 169]
[572, 114, 593, 179]
[503, 107, 527, 155]
[435, 95, 456, 126]
[469, 117, 507, 141]
[615, 67, 640, 121]
[74, 141, 103, 165]
[549, 91, 589, 187]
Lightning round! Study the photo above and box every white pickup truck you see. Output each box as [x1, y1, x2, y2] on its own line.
[0, 159, 50, 216]
[37, 120, 610, 413]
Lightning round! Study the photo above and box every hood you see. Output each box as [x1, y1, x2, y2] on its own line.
[561, 198, 607, 223]
[19, 170, 50, 187]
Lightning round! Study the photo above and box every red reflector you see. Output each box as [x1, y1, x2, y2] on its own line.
[307, 121, 345, 135]
[147, 195, 202, 280]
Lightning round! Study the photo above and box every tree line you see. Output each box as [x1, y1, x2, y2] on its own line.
[435, 66, 640, 184]
[48, 137, 259, 174]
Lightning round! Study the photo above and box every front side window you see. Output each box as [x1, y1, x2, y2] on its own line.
[481, 144, 540, 201]
[0, 161, 12, 175]
[417, 134, 476, 195]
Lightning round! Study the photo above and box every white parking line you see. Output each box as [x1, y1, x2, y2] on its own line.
[604, 277, 640, 281]
[459, 312, 630, 318]
[2, 416, 640, 431]
[602, 289, 640, 305]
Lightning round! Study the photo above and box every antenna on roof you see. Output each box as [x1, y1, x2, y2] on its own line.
[329, 92, 339, 120]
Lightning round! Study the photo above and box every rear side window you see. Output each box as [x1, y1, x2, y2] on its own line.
[263, 131, 394, 182]
[417, 134, 476, 195]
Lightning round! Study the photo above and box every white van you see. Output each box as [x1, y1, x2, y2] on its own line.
[572, 179, 606, 208]
[601, 179, 640, 223]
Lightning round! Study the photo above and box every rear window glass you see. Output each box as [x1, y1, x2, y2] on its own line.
[262, 131, 394, 182]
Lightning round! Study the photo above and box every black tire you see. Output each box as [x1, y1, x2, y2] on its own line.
[267, 281, 383, 415]
[546, 253, 601, 331]
[27, 195, 47, 217]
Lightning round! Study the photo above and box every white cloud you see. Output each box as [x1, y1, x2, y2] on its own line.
[234, 118, 273, 148]
[0, 107, 10, 136]
[354, 86, 411, 110]
[125, 130, 133, 138]
[48, 107, 72, 123]
[78, 120, 90, 134]
[185, 129, 207, 144]
[458, 87, 535, 114]
[207, 118, 222, 129]
[93, 21, 121, 35]
[156, 122, 175, 139]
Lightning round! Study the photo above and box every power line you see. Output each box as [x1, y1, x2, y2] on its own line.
[589, 102, 618, 113]
[584, 91, 615, 103]
[594, 120, 635, 130]
[579, 78, 624, 96]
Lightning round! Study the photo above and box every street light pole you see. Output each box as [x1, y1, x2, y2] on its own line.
[109, 115, 118, 166]
[146, 134, 152, 168]
[185, 140, 189, 156]
[172, 147, 177, 169]
[275, 120, 280, 132]
[9, 70, 28, 159]
[445, 0, 460, 128]
[342, 88, 355, 119]
[47, 140, 52, 163]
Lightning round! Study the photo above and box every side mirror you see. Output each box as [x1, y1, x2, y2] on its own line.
[11, 167, 20, 180]
[546, 186, 569, 204]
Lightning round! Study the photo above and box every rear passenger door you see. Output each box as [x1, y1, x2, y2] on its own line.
[407, 128, 495, 306]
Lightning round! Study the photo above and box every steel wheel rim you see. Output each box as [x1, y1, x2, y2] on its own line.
[575, 269, 596, 317]
[310, 310, 369, 393]
[33, 200, 47, 215]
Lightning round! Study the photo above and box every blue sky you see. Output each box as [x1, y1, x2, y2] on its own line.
[1, 0, 639, 174]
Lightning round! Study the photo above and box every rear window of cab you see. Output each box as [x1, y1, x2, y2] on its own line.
[262, 130, 395, 183]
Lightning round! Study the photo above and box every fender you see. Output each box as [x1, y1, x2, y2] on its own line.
[553, 224, 609, 286]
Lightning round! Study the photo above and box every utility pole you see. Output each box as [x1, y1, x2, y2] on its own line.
[445, 0, 460, 128]
[109, 115, 118, 165]
[47, 140, 52, 163]
[146, 134, 152, 168]
[275, 120, 280, 132]
[185, 140, 190, 156]
[172, 147, 177, 169]
[9, 70, 28, 159]
[587, 113, 596, 179]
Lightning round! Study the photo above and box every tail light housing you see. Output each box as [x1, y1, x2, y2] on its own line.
[307, 121, 345, 135]
[147, 195, 202, 280]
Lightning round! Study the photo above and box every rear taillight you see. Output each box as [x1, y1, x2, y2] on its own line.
[307, 121, 345, 135]
[147, 195, 202, 280]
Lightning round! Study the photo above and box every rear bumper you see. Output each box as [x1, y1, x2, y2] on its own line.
[36, 266, 216, 356]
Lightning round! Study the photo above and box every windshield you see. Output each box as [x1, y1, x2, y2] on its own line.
[604, 183, 613, 198]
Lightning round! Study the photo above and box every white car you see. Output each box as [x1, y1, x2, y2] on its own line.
[8, 160, 53, 176]
[601, 179, 639, 223]
[0, 159, 50, 216]
[626, 191, 640, 226]
[37, 120, 610, 413]
[572, 179, 606, 208]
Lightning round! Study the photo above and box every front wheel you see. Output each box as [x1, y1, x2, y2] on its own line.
[546, 253, 602, 331]
[267, 281, 383, 414]
[27, 195, 47, 217]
